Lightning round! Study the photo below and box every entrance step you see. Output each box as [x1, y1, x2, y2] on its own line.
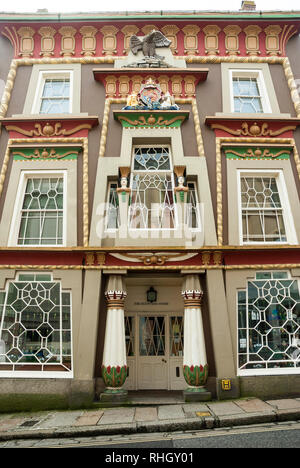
[127, 390, 184, 406]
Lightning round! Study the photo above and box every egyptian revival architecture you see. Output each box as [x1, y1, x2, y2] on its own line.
[0, 1, 300, 410]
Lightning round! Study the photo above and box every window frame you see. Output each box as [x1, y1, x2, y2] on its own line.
[0, 272, 73, 378]
[31, 70, 74, 115]
[129, 144, 177, 231]
[236, 271, 300, 376]
[186, 180, 202, 232]
[229, 69, 272, 114]
[8, 170, 67, 247]
[105, 181, 120, 232]
[219, 62, 282, 116]
[237, 169, 297, 246]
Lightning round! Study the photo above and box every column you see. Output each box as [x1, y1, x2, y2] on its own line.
[100, 274, 128, 402]
[182, 274, 211, 401]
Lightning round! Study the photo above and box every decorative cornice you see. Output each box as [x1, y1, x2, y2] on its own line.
[113, 110, 189, 128]
[206, 118, 300, 137]
[1, 116, 99, 138]
[224, 147, 290, 159]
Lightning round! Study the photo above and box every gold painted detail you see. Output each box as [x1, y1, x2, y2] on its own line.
[224, 147, 290, 159]
[12, 148, 79, 160]
[117, 114, 186, 127]
[6, 122, 92, 137]
[211, 122, 297, 137]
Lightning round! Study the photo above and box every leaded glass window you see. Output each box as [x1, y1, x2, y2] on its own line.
[232, 77, 263, 113]
[139, 316, 165, 356]
[39, 78, 70, 114]
[170, 316, 183, 357]
[186, 182, 200, 230]
[129, 146, 176, 229]
[0, 273, 72, 373]
[106, 182, 119, 230]
[240, 176, 287, 243]
[238, 271, 300, 374]
[18, 177, 64, 246]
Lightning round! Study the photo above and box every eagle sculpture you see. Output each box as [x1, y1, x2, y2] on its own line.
[129, 30, 171, 60]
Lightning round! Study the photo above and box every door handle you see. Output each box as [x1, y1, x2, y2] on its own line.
[162, 359, 167, 363]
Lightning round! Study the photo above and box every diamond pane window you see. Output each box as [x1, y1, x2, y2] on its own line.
[139, 316, 165, 356]
[18, 177, 64, 245]
[40, 78, 70, 114]
[133, 147, 171, 171]
[0, 273, 72, 373]
[106, 182, 119, 230]
[130, 146, 176, 229]
[186, 182, 200, 229]
[233, 77, 263, 113]
[170, 316, 183, 357]
[240, 176, 287, 243]
[125, 316, 135, 357]
[238, 271, 300, 374]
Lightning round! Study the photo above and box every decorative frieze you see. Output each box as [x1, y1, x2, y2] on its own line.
[80, 26, 97, 56]
[12, 147, 79, 161]
[114, 110, 189, 128]
[244, 25, 262, 56]
[121, 25, 139, 54]
[38, 26, 56, 57]
[224, 25, 242, 55]
[2, 21, 299, 59]
[161, 25, 180, 54]
[203, 25, 221, 55]
[59, 26, 77, 57]
[224, 146, 291, 160]
[100, 25, 118, 55]
[17, 27, 35, 57]
[182, 25, 200, 55]
[264, 25, 282, 56]
[206, 119, 298, 138]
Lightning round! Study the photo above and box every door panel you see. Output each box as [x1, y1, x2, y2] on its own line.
[124, 313, 185, 390]
[138, 316, 168, 389]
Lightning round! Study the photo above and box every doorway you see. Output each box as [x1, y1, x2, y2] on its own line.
[124, 312, 186, 390]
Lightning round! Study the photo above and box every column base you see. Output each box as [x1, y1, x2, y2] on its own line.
[99, 388, 128, 404]
[183, 387, 212, 402]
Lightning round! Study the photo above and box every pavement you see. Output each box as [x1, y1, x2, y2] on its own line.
[0, 397, 300, 443]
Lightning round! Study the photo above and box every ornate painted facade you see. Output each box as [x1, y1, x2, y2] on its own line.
[0, 5, 300, 410]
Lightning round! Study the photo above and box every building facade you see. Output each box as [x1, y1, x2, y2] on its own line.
[0, 4, 300, 410]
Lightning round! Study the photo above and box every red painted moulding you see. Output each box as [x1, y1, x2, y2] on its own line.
[0, 115, 99, 139]
[205, 116, 300, 139]
[224, 248, 300, 266]
[1, 18, 300, 59]
[0, 250, 84, 266]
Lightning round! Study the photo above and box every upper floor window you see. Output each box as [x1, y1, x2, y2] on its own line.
[232, 77, 263, 113]
[129, 146, 176, 229]
[229, 69, 272, 114]
[106, 182, 119, 231]
[9, 171, 66, 247]
[32, 71, 73, 115]
[186, 181, 201, 230]
[40, 78, 71, 114]
[238, 170, 296, 245]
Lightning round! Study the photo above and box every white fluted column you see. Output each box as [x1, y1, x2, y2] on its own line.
[101, 275, 127, 397]
[182, 274, 210, 399]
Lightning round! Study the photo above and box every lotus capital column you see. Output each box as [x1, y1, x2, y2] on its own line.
[182, 274, 211, 401]
[100, 274, 128, 402]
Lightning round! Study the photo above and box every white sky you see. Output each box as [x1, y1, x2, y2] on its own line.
[0, 0, 300, 13]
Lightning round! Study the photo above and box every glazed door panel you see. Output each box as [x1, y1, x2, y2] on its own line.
[138, 316, 168, 389]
